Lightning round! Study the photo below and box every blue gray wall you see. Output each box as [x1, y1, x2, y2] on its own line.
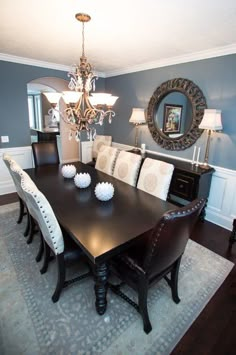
[105, 54, 236, 170]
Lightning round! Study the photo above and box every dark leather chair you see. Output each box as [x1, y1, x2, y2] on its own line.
[109, 198, 206, 334]
[32, 141, 60, 167]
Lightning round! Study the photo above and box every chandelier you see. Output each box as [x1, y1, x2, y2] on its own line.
[44, 13, 118, 141]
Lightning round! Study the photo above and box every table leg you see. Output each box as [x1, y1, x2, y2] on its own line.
[94, 262, 109, 315]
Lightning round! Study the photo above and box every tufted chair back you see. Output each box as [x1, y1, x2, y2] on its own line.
[3, 153, 18, 185]
[21, 181, 64, 255]
[32, 141, 60, 167]
[143, 198, 206, 275]
[92, 135, 112, 159]
[95, 146, 119, 175]
[137, 158, 174, 201]
[113, 151, 142, 186]
[9, 161, 27, 202]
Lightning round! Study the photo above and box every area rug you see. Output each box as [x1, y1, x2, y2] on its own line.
[0, 203, 234, 355]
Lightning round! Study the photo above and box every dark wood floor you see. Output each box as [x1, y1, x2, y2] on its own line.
[1, 193, 235, 354]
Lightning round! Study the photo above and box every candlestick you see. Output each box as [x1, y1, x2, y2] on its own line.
[192, 146, 197, 165]
[196, 147, 201, 166]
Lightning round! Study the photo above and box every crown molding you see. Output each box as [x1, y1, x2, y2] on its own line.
[0, 53, 106, 77]
[105, 43, 236, 78]
[1, 43, 236, 78]
[0, 53, 71, 72]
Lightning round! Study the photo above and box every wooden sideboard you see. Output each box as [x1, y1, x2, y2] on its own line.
[132, 151, 214, 216]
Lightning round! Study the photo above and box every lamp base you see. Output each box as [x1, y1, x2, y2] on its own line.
[199, 162, 211, 169]
[131, 147, 140, 153]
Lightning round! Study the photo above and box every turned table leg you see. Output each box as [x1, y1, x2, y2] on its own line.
[94, 262, 109, 315]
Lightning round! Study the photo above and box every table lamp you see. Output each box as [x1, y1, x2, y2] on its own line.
[199, 109, 223, 168]
[129, 108, 146, 152]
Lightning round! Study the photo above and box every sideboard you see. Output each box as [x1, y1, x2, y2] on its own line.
[134, 151, 214, 218]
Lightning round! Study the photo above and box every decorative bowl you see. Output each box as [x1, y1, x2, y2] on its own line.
[74, 172, 91, 188]
[61, 164, 76, 178]
[95, 182, 114, 201]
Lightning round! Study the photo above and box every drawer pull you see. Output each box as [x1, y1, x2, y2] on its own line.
[179, 184, 184, 188]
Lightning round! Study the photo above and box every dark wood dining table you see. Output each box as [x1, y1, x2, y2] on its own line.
[25, 161, 176, 315]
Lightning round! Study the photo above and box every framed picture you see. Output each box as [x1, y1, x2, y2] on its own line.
[163, 104, 182, 134]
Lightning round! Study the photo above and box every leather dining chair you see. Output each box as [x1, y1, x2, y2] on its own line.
[32, 141, 60, 167]
[113, 150, 142, 187]
[95, 146, 119, 176]
[137, 157, 174, 201]
[109, 198, 206, 334]
[21, 179, 91, 303]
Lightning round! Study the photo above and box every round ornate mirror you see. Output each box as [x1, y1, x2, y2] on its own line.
[147, 78, 207, 150]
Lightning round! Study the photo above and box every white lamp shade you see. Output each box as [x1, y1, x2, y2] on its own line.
[129, 108, 146, 124]
[90, 93, 118, 107]
[199, 109, 223, 131]
[62, 91, 82, 104]
[43, 92, 62, 105]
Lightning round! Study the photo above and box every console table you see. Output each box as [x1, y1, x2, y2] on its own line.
[131, 151, 214, 217]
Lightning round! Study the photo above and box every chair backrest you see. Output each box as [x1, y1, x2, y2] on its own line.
[137, 158, 174, 201]
[21, 178, 64, 255]
[10, 161, 37, 202]
[113, 151, 142, 186]
[32, 141, 60, 167]
[95, 146, 119, 175]
[143, 198, 206, 275]
[3, 153, 18, 186]
[92, 135, 112, 159]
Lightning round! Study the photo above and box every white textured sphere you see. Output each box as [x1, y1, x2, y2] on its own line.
[95, 182, 114, 201]
[74, 173, 91, 188]
[61, 164, 76, 178]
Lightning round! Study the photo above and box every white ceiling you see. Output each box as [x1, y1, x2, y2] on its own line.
[1, 0, 236, 77]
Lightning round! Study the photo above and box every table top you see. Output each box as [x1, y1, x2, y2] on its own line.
[25, 162, 175, 264]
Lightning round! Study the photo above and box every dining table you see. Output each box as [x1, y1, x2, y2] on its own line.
[25, 161, 176, 315]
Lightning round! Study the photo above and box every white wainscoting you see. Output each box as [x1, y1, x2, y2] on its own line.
[206, 166, 236, 230]
[80, 141, 93, 163]
[0, 146, 33, 195]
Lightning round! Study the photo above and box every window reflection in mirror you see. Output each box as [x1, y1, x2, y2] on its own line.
[155, 92, 192, 138]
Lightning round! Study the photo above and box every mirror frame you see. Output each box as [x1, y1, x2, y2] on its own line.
[147, 78, 207, 150]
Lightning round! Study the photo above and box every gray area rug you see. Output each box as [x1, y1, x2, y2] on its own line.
[0, 203, 234, 355]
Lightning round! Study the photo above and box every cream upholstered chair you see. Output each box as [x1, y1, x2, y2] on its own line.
[92, 135, 112, 160]
[2, 153, 26, 226]
[95, 146, 119, 176]
[113, 151, 142, 187]
[21, 180, 91, 303]
[137, 158, 174, 201]
[10, 162, 42, 252]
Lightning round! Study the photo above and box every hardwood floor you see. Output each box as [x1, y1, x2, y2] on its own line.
[0, 193, 235, 354]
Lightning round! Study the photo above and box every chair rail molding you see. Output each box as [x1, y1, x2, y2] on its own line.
[0, 146, 33, 195]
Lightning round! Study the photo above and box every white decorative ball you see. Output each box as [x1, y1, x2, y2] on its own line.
[74, 173, 91, 188]
[61, 164, 76, 178]
[95, 182, 114, 201]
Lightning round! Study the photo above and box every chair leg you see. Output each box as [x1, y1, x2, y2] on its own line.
[170, 258, 181, 304]
[23, 209, 30, 237]
[138, 278, 152, 334]
[35, 232, 44, 262]
[40, 238, 51, 274]
[26, 215, 35, 244]
[52, 253, 65, 303]
[17, 197, 24, 224]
